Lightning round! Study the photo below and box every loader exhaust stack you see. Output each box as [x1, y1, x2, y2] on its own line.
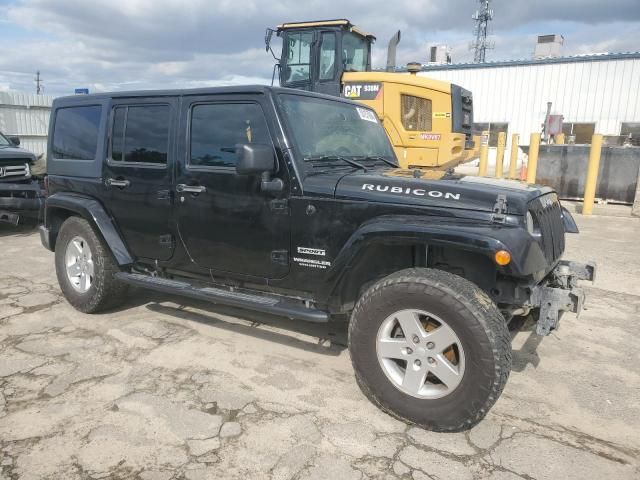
[386, 30, 401, 72]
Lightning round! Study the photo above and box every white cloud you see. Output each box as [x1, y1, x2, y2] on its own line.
[0, 0, 638, 94]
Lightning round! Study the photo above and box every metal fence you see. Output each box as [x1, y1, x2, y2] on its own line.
[0, 91, 53, 158]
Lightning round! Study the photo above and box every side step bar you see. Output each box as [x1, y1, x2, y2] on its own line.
[114, 272, 329, 323]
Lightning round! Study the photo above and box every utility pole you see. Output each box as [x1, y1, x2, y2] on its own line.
[35, 71, 43, 94]
[470, 0, 494, 63]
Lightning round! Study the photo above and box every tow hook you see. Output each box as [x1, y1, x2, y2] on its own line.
[530, 260, 596, 335]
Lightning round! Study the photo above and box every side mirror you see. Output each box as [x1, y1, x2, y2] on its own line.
[9, 136, 20, 146]
[235, 143, 283, 194]
[235, 144, 275, 175]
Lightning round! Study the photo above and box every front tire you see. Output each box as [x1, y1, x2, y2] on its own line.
[55, 216, 128, 313]
[348, 268, 511, 432]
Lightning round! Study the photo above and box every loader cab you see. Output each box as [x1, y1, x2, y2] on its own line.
[269, 20, 375, 97]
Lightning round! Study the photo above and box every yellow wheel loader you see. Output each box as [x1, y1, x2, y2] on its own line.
[265, 19, 479, 169]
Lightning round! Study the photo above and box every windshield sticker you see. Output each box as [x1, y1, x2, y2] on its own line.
[356, 107, 378, 124]
[361, 183, 461, 200]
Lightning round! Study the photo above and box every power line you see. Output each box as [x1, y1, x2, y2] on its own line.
[35, 70, 43, 94]
[470, 0, 495, 63]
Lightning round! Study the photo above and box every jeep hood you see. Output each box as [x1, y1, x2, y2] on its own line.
[0, 146, 36, 166]
[332, 168, 554, 215]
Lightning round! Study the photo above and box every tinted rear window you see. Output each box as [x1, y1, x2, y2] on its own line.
[52, 105, 102, 160]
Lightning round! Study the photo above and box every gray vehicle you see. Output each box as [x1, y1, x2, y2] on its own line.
[40, 86, 595, 431]
[0, 131, 43, 225]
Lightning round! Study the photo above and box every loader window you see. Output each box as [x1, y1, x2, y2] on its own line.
[284, 32, 313, 83]
[342, 32, 368, 72]
[319, 32, 336, 80]
[401, 95, 432, 131]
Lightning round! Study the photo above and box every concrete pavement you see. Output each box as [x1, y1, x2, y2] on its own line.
[0, 213, 639, 480]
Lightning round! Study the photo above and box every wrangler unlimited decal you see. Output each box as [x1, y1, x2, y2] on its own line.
[362, 184, 461, 200]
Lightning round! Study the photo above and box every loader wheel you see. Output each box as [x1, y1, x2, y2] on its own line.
[348, 268, 511, 432]
[55, 216, 128, 313]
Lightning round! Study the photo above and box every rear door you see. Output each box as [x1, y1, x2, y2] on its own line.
[104, 98, 176, 261]
[174, 95, 291, 280]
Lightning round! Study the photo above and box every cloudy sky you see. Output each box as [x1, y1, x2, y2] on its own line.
[1, 0, 639, 96]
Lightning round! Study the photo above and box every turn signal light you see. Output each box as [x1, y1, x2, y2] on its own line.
[494, 250, 511, 266]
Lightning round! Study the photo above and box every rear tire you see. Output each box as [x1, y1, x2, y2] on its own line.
[55, 216, 128, 313]
[348, 268, 511, 432]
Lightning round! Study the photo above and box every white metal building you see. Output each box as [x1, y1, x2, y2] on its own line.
[0, 91, 54, 157]
[418, 52, 640, 147]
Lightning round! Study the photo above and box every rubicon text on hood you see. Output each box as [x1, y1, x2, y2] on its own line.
[362, 183, 461, 200]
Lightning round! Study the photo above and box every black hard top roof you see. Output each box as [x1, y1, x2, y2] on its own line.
[52, 85, 360, 106]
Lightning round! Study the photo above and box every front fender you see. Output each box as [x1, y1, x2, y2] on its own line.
[320, 214, 550, 301]
[44, 192, 133, 266]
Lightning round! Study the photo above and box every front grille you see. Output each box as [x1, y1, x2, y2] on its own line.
[401, 94, 433, 131]
[529, 193, 565, 263]
[0, 163, 30, 181]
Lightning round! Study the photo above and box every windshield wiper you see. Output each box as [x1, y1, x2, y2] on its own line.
[353, 155, 398, 168]
[304, 155, 368, 171]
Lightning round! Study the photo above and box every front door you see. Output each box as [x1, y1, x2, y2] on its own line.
[103, 98, 176, 261]
[175, 96, 290, 280]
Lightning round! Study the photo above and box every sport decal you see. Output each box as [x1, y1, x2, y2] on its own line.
[297, 247, 326, 256]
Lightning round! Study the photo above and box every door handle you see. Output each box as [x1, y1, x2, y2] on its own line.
[177, 184, 207, 194]
[107, 178, 130, 188]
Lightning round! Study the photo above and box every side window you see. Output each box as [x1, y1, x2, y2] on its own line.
[110, 105, 170, 164]
[319, 32, 336, 80]
[472, 122, 509, 147]
[621, 122, 640, 146]
[401, 95, 432, 131]
[52, 105, 102, 160]
[190, 103, 271, 169]
[284, 32, 313, 83]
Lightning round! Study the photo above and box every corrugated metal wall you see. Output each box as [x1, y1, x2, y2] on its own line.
[419, 57, 640, 146]
[0, 91, 53, 157]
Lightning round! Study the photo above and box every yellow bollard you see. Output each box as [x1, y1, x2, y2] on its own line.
[508, 133, 519, 179]
[526, 133, 541, 184]
[555, 132, 565, 144]
[495, 132, 506, 178]
[478, 131, 489, 176]
[582, 134, 603, 216]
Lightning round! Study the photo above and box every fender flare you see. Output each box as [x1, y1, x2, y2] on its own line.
[319, 214, 545, 302]
[44, 192, 134, 266]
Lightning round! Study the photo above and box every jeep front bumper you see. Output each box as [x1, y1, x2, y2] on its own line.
[529, 260, 596, 335]
[0, 180, 44, 225]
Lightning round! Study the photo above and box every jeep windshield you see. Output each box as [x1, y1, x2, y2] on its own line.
[277, 93, 397, 173]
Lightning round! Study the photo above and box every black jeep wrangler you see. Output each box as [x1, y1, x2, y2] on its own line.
[0, 131, 43, 225]
[40, 86, 594, 431]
